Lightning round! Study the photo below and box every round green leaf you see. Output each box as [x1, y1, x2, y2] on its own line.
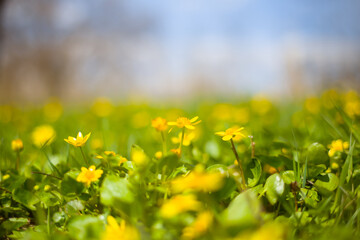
[305, 142, 329, 165]
[221, 190, 262, 227]
[264, 173, 285, 205]
[100, 175, 134, 206]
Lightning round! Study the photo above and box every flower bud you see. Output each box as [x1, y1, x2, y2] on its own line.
[155, 151, 163, 159]
[2, 174, 10, 181]
[11, 139, 24, 152]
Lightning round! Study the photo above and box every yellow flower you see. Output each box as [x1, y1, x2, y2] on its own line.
[160, 194, 202, 219]
[131, 111, 150, 129]
[64, 132, 91, 147]
[182, 211, 213, 240]
[31, 125, 56, 148]
[76, 165, 103, 187]
[131, 147, 149, 168]
[263, 164, 279, 174]
[102, 216, 139, 240]
[104, 150, 116, 156]
[118, 156, 128, 165]
[170, 148, 181, 156]
[171, 165, 224, 193]
[96, 151, 116, 159]
[304, 97, 320, 114]
[2, 174, 10, 181]
[233, 107, 250, 124]
[11, 139, 24, 152]
[331, 162, 339, 169]
[344, 100, 360, 118]
[152, 117, 168, 131]
[171, 132, 195, 146]
[211, 104, 233, 121]
[96, 151, 127, 165]
[236, 222, 288, 240]
[251, 96, 272, 116]
[215, 127, 245, 141]
[44, 185, 51, 192]
[328, 139, 349, 157]
[155, 151, 163, 159]
[92, 97, 113, 117]
[43, 98, 63, 122]
[91, 138, 104, 150]
[168, 116, 201, 130]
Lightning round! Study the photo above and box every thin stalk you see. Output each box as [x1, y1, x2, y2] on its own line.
[47, 207, 51, 235]
[43, 150, 61, 177]
[230, 139, 246, 190]
[250, 136, 255, 158]
[79, 147, 89, 166]
[292, 190, 298, 212]
[161, 131, 167, 155]
[32, 171, 62, 180]
[179, 128, 185, 157]
[16, 152, 20, 171]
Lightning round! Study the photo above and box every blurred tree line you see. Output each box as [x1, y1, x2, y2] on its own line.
[0, 0, 154, 103]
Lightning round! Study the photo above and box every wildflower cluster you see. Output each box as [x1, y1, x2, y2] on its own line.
[1, 89, 360, 239]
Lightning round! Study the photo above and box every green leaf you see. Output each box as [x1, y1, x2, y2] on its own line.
[221, 190, 262, 227]
[2, 175, 26, 191]
[305, 142, 329, 165]
[65, 200, 85, 215]
[300, 188, 319, 208]
[53, 211, 66, 224]
[36, 191, 60, 207]
[281, 170, 295, 184]
[208, 164, 236, 200]
[158, 154, 179, 176]
[0, 218, 29, 235]
[314, 173, 339, 196]
[245, 158, 262, 187]
[264, 173, 285, 205]
[333, 138, 355, 211]
[307, 164, 327, 179]
[60, 173, 84, 196]
[257, 155, 293, 169]
[68, 216, 103, 240]
[12, 188, 39, 210]
[204, 140, 220, 158]
[100, 175, 134, 206]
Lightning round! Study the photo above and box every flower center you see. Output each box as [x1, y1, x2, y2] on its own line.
[177, 117, 191, 127]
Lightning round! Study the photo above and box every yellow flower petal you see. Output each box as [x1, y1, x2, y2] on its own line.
[83, 132, 91, 142]
[222, 135, 232, 141]
[190, 116, 199, 122]
[215, 131, 225, 136]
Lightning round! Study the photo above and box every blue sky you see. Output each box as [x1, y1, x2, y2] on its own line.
[129, 0, 360, 40]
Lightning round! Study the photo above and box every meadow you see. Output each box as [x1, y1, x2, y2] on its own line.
[1, 90, 360, 240]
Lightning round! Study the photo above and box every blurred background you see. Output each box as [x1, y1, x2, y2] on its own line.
[0, 0, 360, 103]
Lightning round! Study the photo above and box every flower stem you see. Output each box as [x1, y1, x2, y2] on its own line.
[161, 131, 167, 155]
[47, 207, 51, 235]
[179, 128, 185, 157]
[32, 171, 62, 180]
[80, 147, 89, 166]
[16, 152, 20, 171]
[230, 139, 246, 190]
[250, 135, 255, 159]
